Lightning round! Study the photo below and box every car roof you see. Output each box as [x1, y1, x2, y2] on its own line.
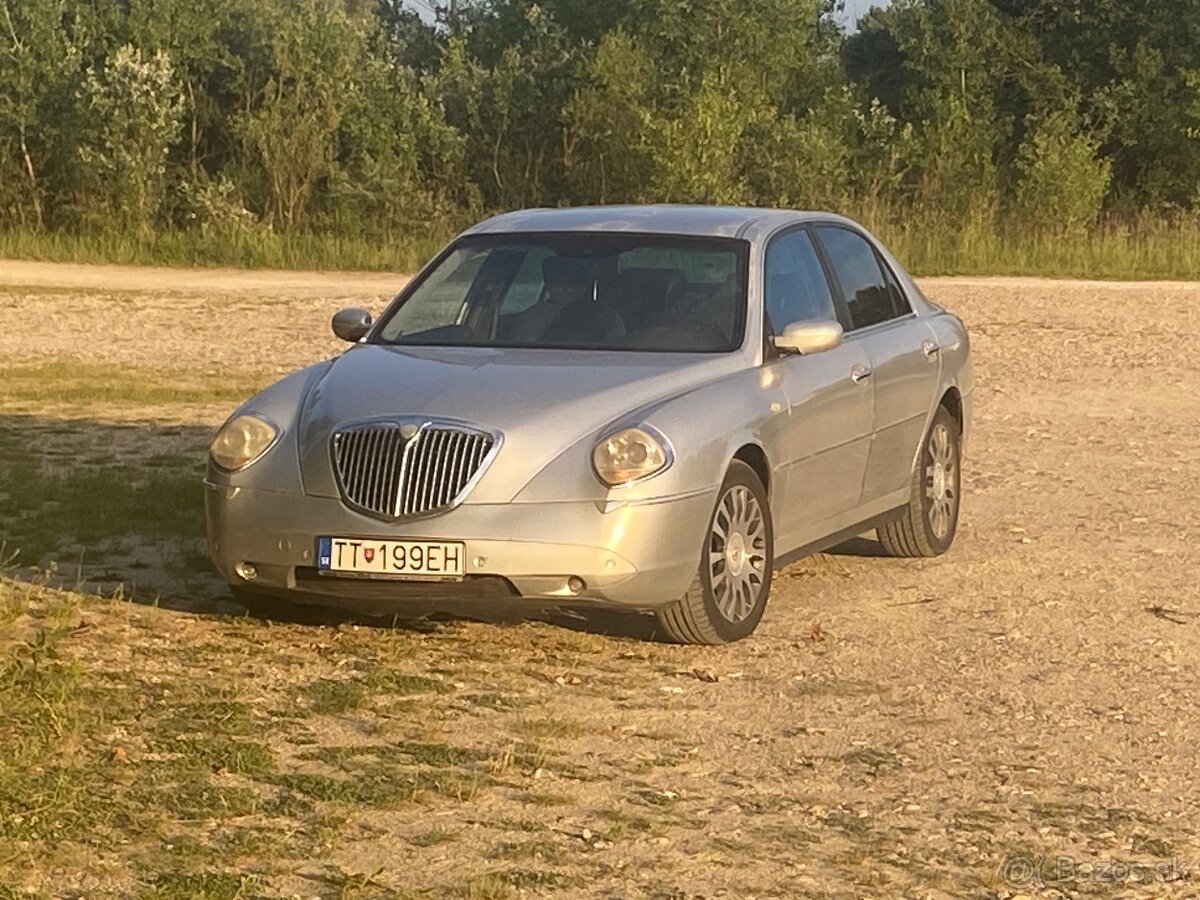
[463, 205, 835, 239]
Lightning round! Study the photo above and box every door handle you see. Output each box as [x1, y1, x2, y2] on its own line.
[851, 364, 872, 384]
[922, 339, 941, 359]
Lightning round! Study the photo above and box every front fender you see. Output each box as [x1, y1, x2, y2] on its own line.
[205, 361, 332, 494]
[512, 366, 787, 507]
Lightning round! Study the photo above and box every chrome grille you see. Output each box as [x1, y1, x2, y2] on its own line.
[332, 421, 496, 519]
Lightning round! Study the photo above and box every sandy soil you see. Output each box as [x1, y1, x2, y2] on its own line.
[0, 258, 410, 298]
[3, 263, 1200, 898]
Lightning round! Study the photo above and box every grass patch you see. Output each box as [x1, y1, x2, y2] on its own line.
[0, 362, 263, 407]
[458, 874, 513, 900]
[161, 737, 276, 776]
[303, 741, 478, 768]
[299, 669, 452, 715]
[514, 717, 582, 740]
[144, 871, 258, 900]
[265, 772, 413, 806]
[158, 699, 257, 737]
[374, 671, 453, 695]
[160, 781, 261, 821]
[0, 422, 206, 567]
[301, 678, 368, 715]
[266, 753, 489, 806]
[0, 227, 443, 273]
[0, 608, 130, 846]
[879, 216, 1200, 280]
[5, 218, 1200, 280]
[462, 869, 586, 895]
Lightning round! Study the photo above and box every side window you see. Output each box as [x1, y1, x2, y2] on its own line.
[880, 261, 912, 317]
[816, 226, 901, 330]
[763, 229, 838, 334]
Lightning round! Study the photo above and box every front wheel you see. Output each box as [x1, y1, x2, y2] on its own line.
[655, 461, 774, 644]
[878, 405, 962, 557]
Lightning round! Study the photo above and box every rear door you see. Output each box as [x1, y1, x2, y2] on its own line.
[814, 225, 941, 505]
[763, 227, 874, 545]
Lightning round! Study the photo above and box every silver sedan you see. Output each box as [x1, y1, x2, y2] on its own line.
[205, 205, 973, 643]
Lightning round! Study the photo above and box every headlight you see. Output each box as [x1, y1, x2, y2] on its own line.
[210, 414, 279, 472]
[592, 426, 672, 486]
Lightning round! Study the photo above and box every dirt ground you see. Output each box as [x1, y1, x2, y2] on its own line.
[2, 261, 1199, 899]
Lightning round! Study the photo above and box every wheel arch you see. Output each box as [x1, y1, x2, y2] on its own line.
[732, 443, 772, 497]
[939, 385, 963, 432]
[904, 381, 967, 495]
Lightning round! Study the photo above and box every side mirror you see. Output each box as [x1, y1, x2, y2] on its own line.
[332, 307, 372, 342]
[773, 320, 843, 355]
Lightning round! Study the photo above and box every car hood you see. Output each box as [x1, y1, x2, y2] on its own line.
[297, 343, 744, 502]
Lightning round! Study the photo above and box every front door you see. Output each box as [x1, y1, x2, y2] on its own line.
[762, 227, 874, 546]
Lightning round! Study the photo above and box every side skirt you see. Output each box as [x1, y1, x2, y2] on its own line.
[772, 506, 905, 571]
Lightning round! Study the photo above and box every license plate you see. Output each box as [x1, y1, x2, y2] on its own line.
[317, 537, 465, 578]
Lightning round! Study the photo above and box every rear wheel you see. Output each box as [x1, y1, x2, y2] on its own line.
[655, 461, 773, 644]
[878, 405, 961, 558]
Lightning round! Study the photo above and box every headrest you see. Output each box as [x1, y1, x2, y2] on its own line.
[542, 256, 590, 287]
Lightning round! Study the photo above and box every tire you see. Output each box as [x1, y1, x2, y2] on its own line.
[655, 461, 774, 644]
[877, 405, 961, 558]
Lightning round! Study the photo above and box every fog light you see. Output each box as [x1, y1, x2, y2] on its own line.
[235, 562, 258, 581]
[567, 576, 586, 595]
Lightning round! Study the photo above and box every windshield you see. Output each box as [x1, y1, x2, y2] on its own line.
[374, 233, 749, 352]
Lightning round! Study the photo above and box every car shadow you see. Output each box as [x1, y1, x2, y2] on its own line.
[1, 413, 662, 643]
[825, 535, 890, 558]
[236, 592, 662, 641]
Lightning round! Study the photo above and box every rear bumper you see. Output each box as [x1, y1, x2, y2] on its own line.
[205, 483, 716, 612]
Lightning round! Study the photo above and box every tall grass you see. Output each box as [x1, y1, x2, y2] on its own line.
[0, 227, 448, 272]
[881, 216, 1200, 280]
[1, 217, 1198, 279]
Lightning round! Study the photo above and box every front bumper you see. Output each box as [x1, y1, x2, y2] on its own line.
[205, 483, 717, 612]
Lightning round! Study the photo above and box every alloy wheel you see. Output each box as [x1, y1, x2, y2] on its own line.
[925, 422, 959, 540]
[708, 484, 768, 623]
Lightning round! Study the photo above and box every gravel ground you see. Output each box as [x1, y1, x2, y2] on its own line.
[2, 263, 1199, 897]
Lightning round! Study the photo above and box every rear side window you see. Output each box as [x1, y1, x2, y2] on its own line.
[816, 226, 905, 330]
[763, 229, 838, 334]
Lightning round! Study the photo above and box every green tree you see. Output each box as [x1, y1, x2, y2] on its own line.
[431, 5, 577, 210]
[126, 0, 243, 178]
[645, 77, 764, 204]
[1014, 109, 1111, 235]
[562, 30, 654, 204]
[635, 0, 840, 112]
[0, 0, 80, 228]
[740, 88, 857, 210]
[76, 44, 183, 232]
[330, 32, 471, 234]
[992, 0, 1200, 209]
[236, 0, 360, 227]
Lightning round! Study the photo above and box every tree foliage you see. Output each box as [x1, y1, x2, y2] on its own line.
[0, 0, 1196, 245]
[76, 44, 183, 232]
